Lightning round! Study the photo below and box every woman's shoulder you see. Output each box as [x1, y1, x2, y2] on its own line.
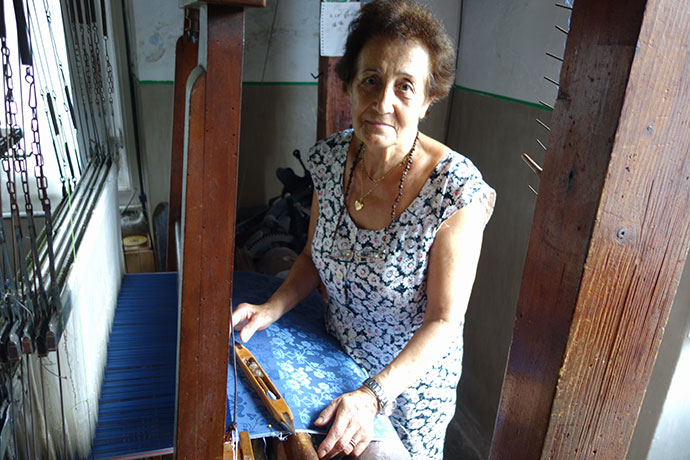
[431, 147, 496, 225]
[442, 150, 485, 182]
[307, 129, 353, 167]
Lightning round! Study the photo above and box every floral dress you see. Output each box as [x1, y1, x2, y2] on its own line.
[306, 130, 495, 459]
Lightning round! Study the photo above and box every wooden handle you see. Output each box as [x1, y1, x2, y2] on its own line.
[285, 432, 320, 460]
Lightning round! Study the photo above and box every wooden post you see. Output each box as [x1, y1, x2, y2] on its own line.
[176, 64, 210, 459]
[175, 1, 264, 459]
[490, 0, 690, 459]
[316, 0, 352, 140]
[316, 56, 351, 140]
[167, 10, 198, 271]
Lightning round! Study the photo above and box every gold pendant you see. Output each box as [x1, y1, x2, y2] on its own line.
[354, 199, 364, 211]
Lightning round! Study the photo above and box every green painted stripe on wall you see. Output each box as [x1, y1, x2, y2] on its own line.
[131, 75, 551, 111]
[133, 79, 318, 86]
[243, 81, 319, 86]
[135, 78, 174, 85]
[454, 85, 552, 111]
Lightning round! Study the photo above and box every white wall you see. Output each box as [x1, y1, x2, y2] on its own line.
[648, 335, 690, 459]
[128, 0, 183, 82]
[129, 0, 461, 84]
[456, 0, 572, 105]
[644, 262, 690, 460]
[244, 0, 319, 82]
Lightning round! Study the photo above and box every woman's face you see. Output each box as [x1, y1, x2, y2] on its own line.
[348, 36, 432, 152]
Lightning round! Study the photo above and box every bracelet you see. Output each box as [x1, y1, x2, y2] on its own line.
[362, 377, 395, 416]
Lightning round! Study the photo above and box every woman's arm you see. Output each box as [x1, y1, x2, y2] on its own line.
[315, 200, 488, 458]
[374, 198, 486, 395]
[231, 191, 322, 342]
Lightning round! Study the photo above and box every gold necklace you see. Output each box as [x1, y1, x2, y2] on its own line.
[329, 132, 419, 262]
[361, 146, 408, 184]
[354, 139, 417, 211]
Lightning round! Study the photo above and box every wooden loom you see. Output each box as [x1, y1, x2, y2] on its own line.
[170, 1, 690, 460]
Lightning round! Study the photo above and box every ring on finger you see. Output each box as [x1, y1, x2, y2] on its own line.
[349, 439, 357, 450]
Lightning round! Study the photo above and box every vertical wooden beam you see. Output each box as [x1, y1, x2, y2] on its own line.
[490, 0, 690, 458]
[176, 5, 245, 459]
[316, 58, 351, 139]
[167, 13, 199, 271]
[317, 0, 352, 139]
[177, 65, 208, 458]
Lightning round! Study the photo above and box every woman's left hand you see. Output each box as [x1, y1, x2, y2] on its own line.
[314, 388, 378, 458]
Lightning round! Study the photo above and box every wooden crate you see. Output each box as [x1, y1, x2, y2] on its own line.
[123, 234, 156, 273]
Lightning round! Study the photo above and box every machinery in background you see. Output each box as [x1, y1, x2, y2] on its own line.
[236, 149, 313, 277]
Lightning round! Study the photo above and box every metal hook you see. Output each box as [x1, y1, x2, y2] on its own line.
[536, 119, 550, 131]
[539, 100, 555, 110]
[522, 153, 543, 177]
[544, 75, 559, 87]
[546, 51, 564, 62]
[184, 8, 199, 43]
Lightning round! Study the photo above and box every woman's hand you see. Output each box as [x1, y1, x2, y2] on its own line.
[314, 388, 379, 458]
[230, 301, 283, 342]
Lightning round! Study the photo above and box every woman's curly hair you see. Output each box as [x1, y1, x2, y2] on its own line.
[335, 0, 456, 102]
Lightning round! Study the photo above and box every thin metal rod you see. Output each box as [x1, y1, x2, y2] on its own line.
[536, 118, 551, 131]
[39, 362, 50, 457]
[556, 25, 569, 35]
[544, 75, 559, 87]
[539, 100, 555, 110]
[22, 358, 36, 459]
[546, 51, 564, 62]
[555, 3, 573, 10]
[528, 184, 539, 196]
[522, 153, 543, 177]
[537, 139, 548, 151]
[57, 352, 68, 458]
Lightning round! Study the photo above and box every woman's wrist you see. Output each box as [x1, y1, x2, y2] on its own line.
[358, 385, 380, 414]
[362, 377, 396, 415]
[263, 296, 290, 320]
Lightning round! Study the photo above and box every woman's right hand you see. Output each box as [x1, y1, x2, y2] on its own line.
[232, 192, 322, 343]
[231, 301, 283, 342]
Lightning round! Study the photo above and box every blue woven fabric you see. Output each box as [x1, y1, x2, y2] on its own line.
[228, 271, 397, 440]
[91, 273, 177, 459]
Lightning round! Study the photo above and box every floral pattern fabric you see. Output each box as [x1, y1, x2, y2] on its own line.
[307, 129, 495, 459]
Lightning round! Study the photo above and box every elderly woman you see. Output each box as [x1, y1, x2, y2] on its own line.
[232, 0, 495, 458]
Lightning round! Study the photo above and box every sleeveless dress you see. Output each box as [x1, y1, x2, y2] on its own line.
[306, 129, 495, 459]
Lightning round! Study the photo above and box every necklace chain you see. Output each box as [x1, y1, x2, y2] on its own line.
[331, 132, 419, 261]
[361, 145, 408, 184]
[354, 136, 417, 211]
